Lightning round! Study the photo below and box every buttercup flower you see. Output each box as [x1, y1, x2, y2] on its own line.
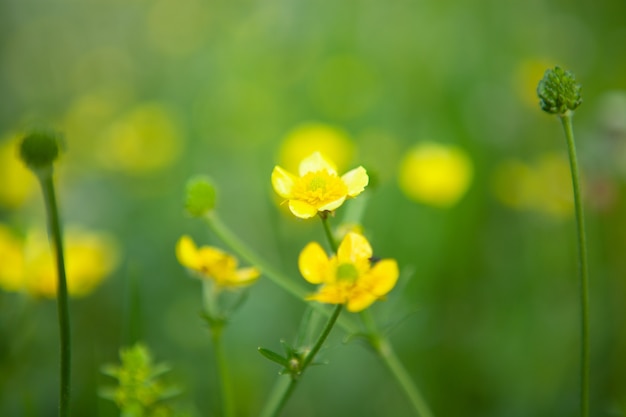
[0, 225, 119, 298]
[398, 142, 473, 208]
[176, 235, 259, 288]
[271, 152, 368, 219]
[298, 232, 398, 312]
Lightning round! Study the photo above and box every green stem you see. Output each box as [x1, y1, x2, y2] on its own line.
[319, 213, 339, 252]
[203, 213, 359, 334]
[560, 113, 590, 417]
[263, 304, 343, 417]
[211, 325, 234, 417]
[361, 310, 434, 417]
[38, 171, 71, 417]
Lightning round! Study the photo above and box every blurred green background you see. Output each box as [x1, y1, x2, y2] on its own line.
[1, 0, 626, 415]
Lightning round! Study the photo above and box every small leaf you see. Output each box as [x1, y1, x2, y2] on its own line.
[258, 347, 290, 368]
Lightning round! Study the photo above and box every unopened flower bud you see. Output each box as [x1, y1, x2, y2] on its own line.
[537, 66, 583, 115]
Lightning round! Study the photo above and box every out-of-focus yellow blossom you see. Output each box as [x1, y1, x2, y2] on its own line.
[0, 225, 119, 298]
[398, 142, 473, 208]
[493, 153, 573, 218]
[0, 225, 25, 291]
[176, 235, 259, 288]
[298, 232, 398, 312]
[99, 103, 183, 174]
[278, 123, 355, 174]
[272, 152, 368, 219]
[0, 135, 37, 208]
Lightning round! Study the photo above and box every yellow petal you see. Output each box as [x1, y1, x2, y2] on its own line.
[288, 200, 318, 218]
[176, 235, 200, 269]
[306, 285, 345, 304]
[337, 232, 372, 264]
[271, 166, 296, 198]
[231, 267, 260, 286]
[298, 152, 337, 176]
[318, 196, 346, 212]
[346, 291, 377, 312]
[364, 259, 399, 296]
[298, 242, 329, 284]
[341, 166, 368, 197]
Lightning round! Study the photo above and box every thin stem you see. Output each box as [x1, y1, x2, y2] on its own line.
[211, 325, 235, 417]
[319, 213, 339, 252]
[264, 304, 343, 417]
[560, 113, 590, 417]
[361, 310, 434, 417]
[38, 172, 71, 417]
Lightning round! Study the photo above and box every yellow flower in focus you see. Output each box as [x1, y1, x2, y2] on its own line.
[176, 235, 259, 288]
[99, 103, 183, 174]
[0, 135, 37, 208]
[298, 232, 398, 312]
[272, 152, 368, 219]
[0, 225, 119, 298]
[398, 142, 473, 208]
[278, 123, 355, 173]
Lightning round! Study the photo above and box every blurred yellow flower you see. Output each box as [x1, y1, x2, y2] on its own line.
[398, 142, 473, 208]
[272, 152, 368, 219]
[0, 135, 37, 208]
[299, 232, 398, 312]
[278, 123, 355, 173]
[493, 153, 573, 218]
[176, 235, 259, 288]
[0, 225, 119, 298]
[99, 103, 183, 174]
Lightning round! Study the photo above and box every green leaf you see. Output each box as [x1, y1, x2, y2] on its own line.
[258, 347, 290, 368]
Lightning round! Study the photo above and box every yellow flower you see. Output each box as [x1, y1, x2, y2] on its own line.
[99, 102, 183, 174]
[0, 135, 37, 209]
[271, 152, 368, 219]
[0, 225, 119, 298]
[398, 142, 473, 208]
[175, 235, 259, 288]
[298, 232, 398, 312]
[492, 153, 573, 218]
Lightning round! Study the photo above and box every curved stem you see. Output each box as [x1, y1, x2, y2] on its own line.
[560, 113, 590, 417]
[361, 310, 434, 417]
[263, 304, 343, 417]
[319, 213, 339, 253]
[38, 171, 71, 417]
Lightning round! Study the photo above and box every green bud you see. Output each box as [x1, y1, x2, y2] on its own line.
[19, 130, 63, 173]
[537, 66, 583, 115]
[185, 176, 216, 217]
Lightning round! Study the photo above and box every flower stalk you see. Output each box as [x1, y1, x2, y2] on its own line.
[262, 304, 343, 417]
[19, 131, 71, 417]
[537, 66, 589, 417]
[560, 112, 590, 417]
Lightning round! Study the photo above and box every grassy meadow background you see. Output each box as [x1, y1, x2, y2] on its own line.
[1, 0, 626, 415]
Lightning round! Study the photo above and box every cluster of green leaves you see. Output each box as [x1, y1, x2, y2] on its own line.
[99, 343, 186, 417]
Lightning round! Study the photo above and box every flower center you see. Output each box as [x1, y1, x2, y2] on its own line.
[336, 262, 359, 282]
[292, 171, 348, 207]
